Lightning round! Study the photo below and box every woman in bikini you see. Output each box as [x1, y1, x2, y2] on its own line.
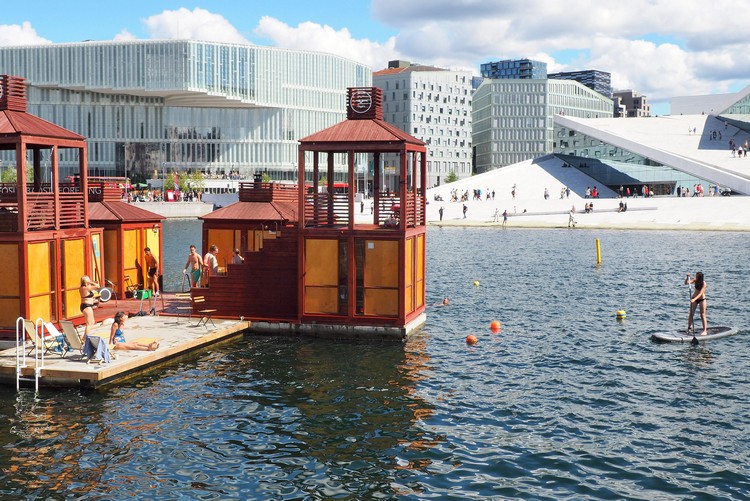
[109, 312, 159, 351]
[685, 271, 707, 335]
[79, 275, 100, 339]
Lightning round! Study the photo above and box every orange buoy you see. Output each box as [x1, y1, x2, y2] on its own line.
[489, 320, 502, 333]
[466, 334, 478, 345]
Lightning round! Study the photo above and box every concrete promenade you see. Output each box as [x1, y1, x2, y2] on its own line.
[426, 157, 750, 231]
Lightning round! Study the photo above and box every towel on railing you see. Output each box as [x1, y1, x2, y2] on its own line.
[83, 336, 112, 363]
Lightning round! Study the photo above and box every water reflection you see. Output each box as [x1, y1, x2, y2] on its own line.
[1, 227, 749, 499]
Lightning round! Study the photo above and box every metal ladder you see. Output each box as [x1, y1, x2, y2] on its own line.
[15, 317, 44, 392]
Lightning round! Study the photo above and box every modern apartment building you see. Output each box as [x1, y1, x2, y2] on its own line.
[0, 40, 371, 181]
[613, 90, 651, 117]
[480, 59, 547, 80]
[374, 61, 473, 186]
[546, 69, 612, 99]
[472, 79, 613, 171]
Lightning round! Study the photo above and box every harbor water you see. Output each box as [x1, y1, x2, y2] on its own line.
[1, 223, 749, 499]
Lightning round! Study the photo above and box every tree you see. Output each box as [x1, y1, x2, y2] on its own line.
[1, 165, 17, 183]
[445, 171, 459, 183]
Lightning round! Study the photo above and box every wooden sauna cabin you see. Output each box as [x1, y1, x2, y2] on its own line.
[197, 181, 299, 320]
[0, 75, 100, 337]
[195, 87, 427, 340]
[87, 179, 164, 299]
[295, 87, 427, 339]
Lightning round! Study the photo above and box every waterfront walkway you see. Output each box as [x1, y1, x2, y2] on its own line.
[426, 156, 750, 231]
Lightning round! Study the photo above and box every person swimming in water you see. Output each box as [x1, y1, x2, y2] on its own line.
[685, 271, 707, 335]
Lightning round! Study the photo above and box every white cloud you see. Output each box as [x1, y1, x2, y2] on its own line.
[142, 7, 250, 44]
[113, 29, 136, 41]
[368, 0, 750, 102]
[254, 16, 399, 70]
[0, 21, 51, 46]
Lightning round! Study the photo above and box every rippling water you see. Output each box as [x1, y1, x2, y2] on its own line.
[1, 225, 749, 499]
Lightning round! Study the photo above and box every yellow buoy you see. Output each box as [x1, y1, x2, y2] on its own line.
[616, 309, 626, 320]
[473, 280, 480, 287]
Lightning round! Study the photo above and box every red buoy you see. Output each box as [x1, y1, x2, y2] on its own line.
[466, 334, 478, 345]
[489, 320, 502, 333]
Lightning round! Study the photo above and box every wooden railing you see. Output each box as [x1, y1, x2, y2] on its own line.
[405, 193, 426, 227]
[304, 193, 350, 227]
[0, 184, 86, 232]
[26, 192, 55, 230]
[59, 191, 86, 228]
[239, 182, 299, 203]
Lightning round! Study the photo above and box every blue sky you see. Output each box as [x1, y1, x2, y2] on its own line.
[3, 0, 750, 116]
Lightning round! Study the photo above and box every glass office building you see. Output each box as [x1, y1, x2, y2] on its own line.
[472, 79, 613, 171]
[0, 40, 371, 181]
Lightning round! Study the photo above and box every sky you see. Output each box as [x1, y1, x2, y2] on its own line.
[2, 0, 750, 116]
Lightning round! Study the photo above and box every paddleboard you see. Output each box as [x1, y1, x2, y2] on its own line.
[651, 326, 738, 343]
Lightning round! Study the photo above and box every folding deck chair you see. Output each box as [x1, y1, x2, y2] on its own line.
[59, 320, 87, 360]
[192, 296, 216, 328]
[24, 319, 63, 356]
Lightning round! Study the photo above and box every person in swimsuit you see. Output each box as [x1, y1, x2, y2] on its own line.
[79, 275, 99, 339]
[144, 247, 160, 297]
[203, 244, 219, 286]
[686, 271, 708, 335]
[109, 312, 159, 351]
[184, 245, 204, 288]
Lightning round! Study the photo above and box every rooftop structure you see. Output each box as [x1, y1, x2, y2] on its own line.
[0, 40, 371, 183]
[480, 59, 547, 80]
[547, 70, 612, 99]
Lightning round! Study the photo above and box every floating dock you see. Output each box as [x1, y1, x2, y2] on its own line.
[0, 314, 250, 389]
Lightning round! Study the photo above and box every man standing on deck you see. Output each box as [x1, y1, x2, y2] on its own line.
[203, 245, 219, 286]
[184, 245, 203, 288]
[144, 247, 160, 297]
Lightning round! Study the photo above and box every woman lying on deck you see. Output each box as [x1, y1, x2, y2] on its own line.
[109, 312, 160, 351]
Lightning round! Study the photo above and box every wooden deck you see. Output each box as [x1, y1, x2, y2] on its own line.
[1, 308, 250, 389]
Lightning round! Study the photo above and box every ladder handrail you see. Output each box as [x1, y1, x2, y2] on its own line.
[15, 317, 25, 392]
[15, 316, 45, 392]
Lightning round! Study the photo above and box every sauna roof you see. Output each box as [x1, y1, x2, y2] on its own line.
[88, 201, 164, 223]
[0, 109, 85, 142]
[200, 201, 299, 223]
[299, 118, 425, 148]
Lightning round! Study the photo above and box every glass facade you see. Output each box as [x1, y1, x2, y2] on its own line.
[472, 79, 613, 171]
[553, 124, 714, 196]
[718, 90, 750, 134]
[480, 59, 547, 80]
[0, 40, 371, 181]
[547, 70, 612, 99]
